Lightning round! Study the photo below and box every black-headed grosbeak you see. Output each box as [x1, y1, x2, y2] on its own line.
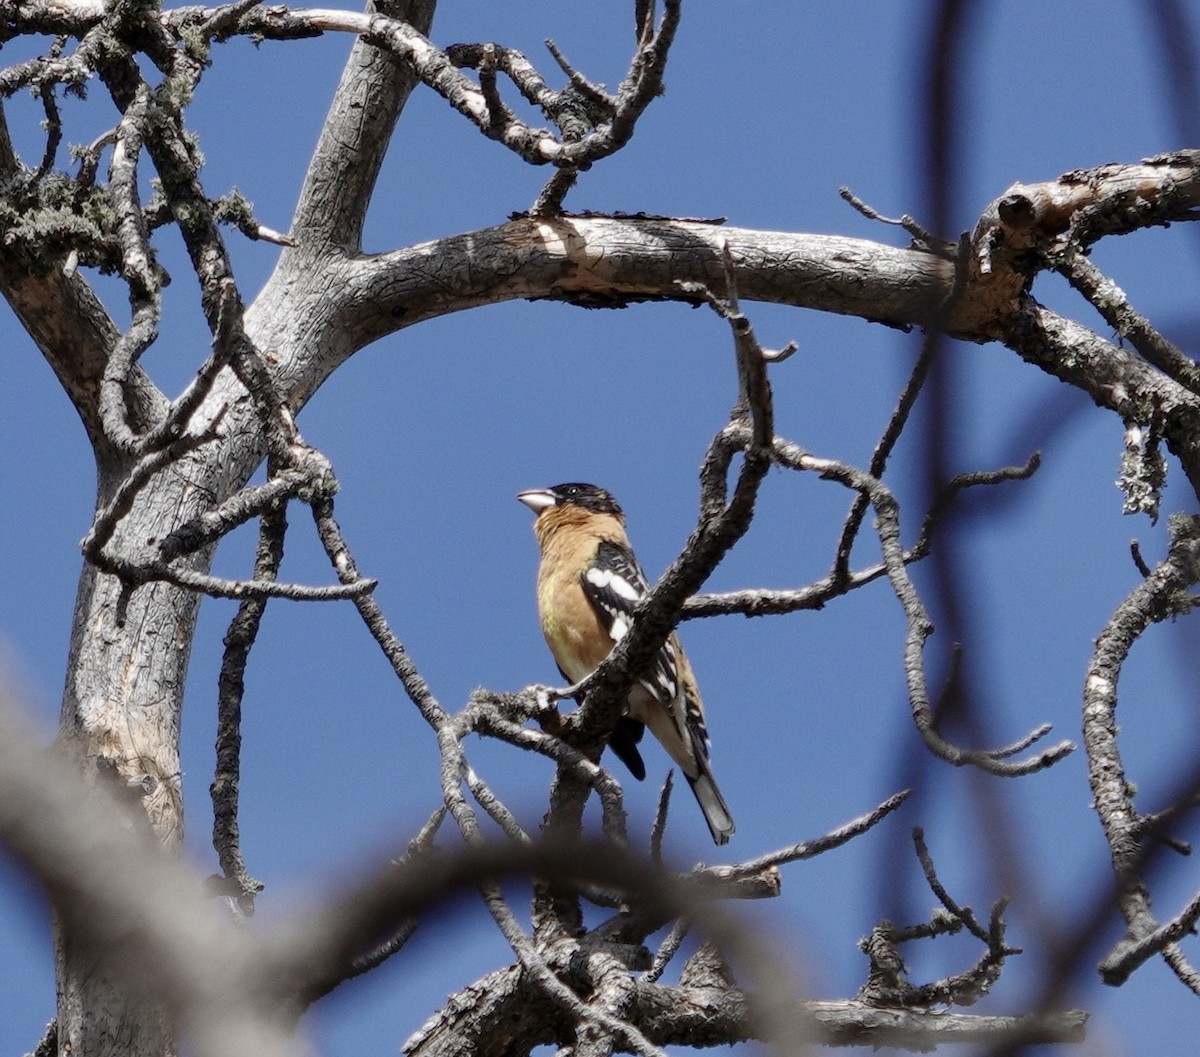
[517, 482, 734, 845]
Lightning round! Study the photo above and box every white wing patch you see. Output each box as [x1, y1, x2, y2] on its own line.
[585, 565, 641, 602]
[584, 563, 643, 646]
[582, 541, 680, 706]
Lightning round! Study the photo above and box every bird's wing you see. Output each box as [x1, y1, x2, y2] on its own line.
[581, 539, 680, 707]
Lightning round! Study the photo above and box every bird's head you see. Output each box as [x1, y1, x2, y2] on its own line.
[517, 483, 624, 518]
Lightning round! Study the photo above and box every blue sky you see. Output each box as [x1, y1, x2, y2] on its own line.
[2, 3, 1200, 1055]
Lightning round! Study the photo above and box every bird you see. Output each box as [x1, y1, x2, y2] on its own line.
[517, 482, 734, 845]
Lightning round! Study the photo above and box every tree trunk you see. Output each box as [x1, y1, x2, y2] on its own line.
[54, 442, 247, 1056]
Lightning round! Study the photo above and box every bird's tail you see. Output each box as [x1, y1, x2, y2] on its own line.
[687, 769, 735, 845]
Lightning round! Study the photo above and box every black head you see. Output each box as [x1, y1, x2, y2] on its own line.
[517, 482, 624, 517]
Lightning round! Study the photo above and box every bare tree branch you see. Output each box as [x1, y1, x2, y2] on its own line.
[284, 0, 437, 253]
[211, 501, 287, 912]
[767, 435, 1073, 776]
[1086, 514, 1200, 986]
[1051, 244, 1200, 396]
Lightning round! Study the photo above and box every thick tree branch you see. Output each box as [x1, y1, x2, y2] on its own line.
[0, 103, 164, 450]
[946, 151, 1200, 339]
[284, 0, 437, 253]
[335, 219, 950, 352]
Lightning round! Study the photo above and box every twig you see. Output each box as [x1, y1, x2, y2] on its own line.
[595, 794, 906, 953]
[311, 498, 448, 730]
[211, 501, 287, 912]
[833, 341, 935, 581]
[1100, 888, 1200, 986]
[838, 186, 957, 258]
[649, 771, 673, 863]
[81, 421, 226, 558]
[33, 73, 63, 180]
[155, 462, 329, 563]
[1161, 941, 1200, 997]
[446, 41, 562, 110]
[858, 837, 1019, 1010]
[99, 85, 161, 454]
[772, 435, 1072, 776]
[141, 279, 247, 454]
[1130, 539, 1153, 578]
[465, 762, 532, 843]
[467, 704, 629, 844]
[93, 550, 376, 604]
[1088, 515, 1200, 983]
[644, 919, 689, 983]
[727, 790, 911, 876]
[544, 37, 614, 108]
[912, 827, 989, 943]
[911, 453, 1042, 557]
[1052, 244, 1200, 396]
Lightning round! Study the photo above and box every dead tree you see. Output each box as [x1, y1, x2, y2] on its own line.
[1, 2, 1197, 1055]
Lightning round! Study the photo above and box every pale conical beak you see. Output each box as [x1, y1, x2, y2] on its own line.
[517, 489, 557, 514]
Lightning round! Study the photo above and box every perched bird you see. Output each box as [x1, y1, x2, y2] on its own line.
[517, 482, 735, 845]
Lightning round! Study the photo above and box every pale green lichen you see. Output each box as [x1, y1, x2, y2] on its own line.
[1116, 429, 1167, 521]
